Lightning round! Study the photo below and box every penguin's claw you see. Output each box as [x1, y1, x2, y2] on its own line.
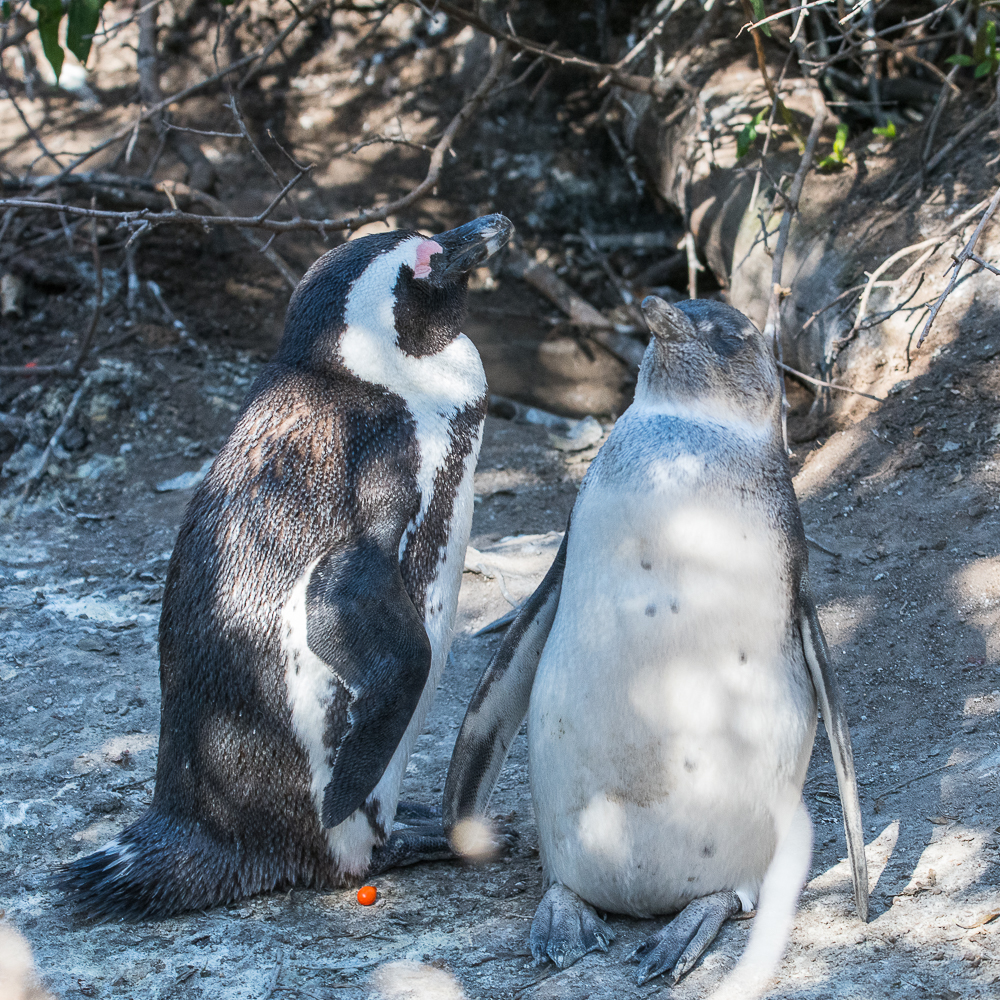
[529, 884, 614, 970]
[629, 890, 740, 986]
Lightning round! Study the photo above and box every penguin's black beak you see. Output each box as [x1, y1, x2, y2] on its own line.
[641, 295, 697, 343]
[425, 214, 514, 284]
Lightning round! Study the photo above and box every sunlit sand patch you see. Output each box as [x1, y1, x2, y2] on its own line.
[803, 822, 899, 909]
[372, 960, 467, 1000]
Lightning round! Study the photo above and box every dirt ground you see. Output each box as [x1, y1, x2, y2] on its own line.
[2, 3, 1000, 997]
[2, 288, 1000, 998]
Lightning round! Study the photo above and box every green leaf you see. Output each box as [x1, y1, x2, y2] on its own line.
[946, 53, 975, 66]
[750, 0, 772, 37]
[974, 58, 992, 78]
[30, 0, 65, 81]
[872, 121, 897, 139]
[737, 107, 769, 159]
[66, 0, 105, 65]
[974, 20, 997, 64]
[832, 122, 848, 158]
[1, 1, 12, 20]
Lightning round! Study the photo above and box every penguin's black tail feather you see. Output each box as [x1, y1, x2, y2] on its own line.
[55, 811, 300, 920]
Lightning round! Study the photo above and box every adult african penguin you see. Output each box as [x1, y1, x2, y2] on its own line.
[444, 295, 869, 990]
[59, 214, 513, 918]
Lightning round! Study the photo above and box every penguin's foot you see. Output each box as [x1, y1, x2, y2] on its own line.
[628, 889, 741, 986]
[393, 800, 441, 824]
[368, 824, 454, 874]
[529, 884, 615, 970]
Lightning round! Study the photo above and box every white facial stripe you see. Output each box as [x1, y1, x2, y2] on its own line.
[339, 240, 486, 560]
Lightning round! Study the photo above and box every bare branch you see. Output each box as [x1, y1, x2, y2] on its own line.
[430, 0, 689, 98]
[762, 91, 827, 354]
[780, 363, 883, 402]
[73, 209, 104, 374]
[0, 40, 508, 239]
[917, 186, 1000, 348]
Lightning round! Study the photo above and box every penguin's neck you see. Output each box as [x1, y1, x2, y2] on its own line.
[339, 304, 486, 560]
[628, 392, 772, 441]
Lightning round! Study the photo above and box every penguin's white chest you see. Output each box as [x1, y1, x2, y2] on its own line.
[528, 450, 815, 917]
[283, 327, 486, 875]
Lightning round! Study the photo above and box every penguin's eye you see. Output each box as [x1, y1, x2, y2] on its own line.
[711, 331, 745, 359]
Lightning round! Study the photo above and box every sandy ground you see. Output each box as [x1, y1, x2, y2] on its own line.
[2, 324, 1000, 999]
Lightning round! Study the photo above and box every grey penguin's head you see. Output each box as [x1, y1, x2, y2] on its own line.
[637, 296, 781, 427]
[275, 214, 513, 372]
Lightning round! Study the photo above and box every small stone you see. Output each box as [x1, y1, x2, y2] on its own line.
[76, 635, 106, 652]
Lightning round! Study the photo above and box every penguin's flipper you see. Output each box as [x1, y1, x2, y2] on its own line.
[443, 530, 569, 847]
[305, 541, 432, 829]
[798, 577, 870, 922]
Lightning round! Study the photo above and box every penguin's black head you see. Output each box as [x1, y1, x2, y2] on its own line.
[276, 214, 513, 371]
[637, 296, 781, 428]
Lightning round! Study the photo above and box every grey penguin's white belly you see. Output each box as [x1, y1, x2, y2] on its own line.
[528, 410, 816, 918]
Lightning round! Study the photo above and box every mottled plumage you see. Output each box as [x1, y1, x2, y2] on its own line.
[60, 215, 512, 918]
[445, 296, 867, 990]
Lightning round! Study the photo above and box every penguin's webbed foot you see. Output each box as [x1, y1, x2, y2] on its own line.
[628, 889, 741, 986]
[368, 824, 454, 874]
[393, 800, 441, 825]
[530, 883, 614, 970]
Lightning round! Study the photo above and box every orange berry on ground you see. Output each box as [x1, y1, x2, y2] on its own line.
[357, 885, 377, 906]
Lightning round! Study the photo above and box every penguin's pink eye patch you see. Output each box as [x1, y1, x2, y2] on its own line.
[412, 239, 443, 279]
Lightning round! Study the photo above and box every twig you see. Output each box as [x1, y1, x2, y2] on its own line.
[0, 363, 74, 378]
[805, 536, 842, 558]
[917, 185, 1000, 348]
[851, 197, 993, 332]
[13, 369, 102, 509]
[0, 42, 508, 240]
[763, 92, 827, 358]
[146, 281, 200, 351]
[682, 231, 703, 300]
[238, 0, 331, 89]
[738, 0, 805, 147]
[779, 362, 882, 402]
[581, 230, 646, 327]
[969, 253, 1000, 277]
[73, 210, 104, 374]
[506, 246, 610, 329]
[430, 0, 687, 98]
[889, 102, 996, 204]
[761, 91, 825, 445]
[739, 0, 835, 36]
[746, 47, 796, 222]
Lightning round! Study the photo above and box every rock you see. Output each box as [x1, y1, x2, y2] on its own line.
[548, 415, 604, 452]
[2, 443, 42, 479]
[155, 456, 214, 492]
[1, 272, 25, 317]
[75, 454, 126, 480]
[76, 635, 106, 652]
[61, 426, 87, 452]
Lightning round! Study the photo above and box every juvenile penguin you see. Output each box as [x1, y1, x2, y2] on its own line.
[444, 296, 868, 987]
[60, 214, 513, 918]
